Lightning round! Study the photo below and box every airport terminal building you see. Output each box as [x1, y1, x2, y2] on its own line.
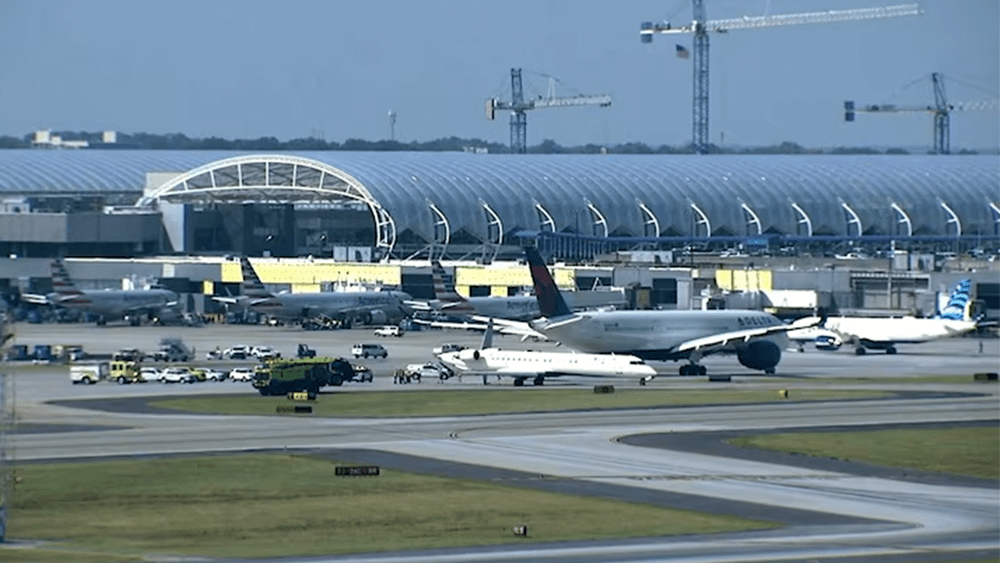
[0, 149, 997, 319]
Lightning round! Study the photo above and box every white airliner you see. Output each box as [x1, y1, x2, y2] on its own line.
[21, 258, 179, 325]
[516, 247, 816, 376]
[411, 260, 626, 322]
[435, 320, 657, 386]
[789, 279, 979, 355]
[221, 257, 412, 327]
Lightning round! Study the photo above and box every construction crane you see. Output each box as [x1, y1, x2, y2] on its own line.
[486, 68, 612, 154]
[845, 72, 1000, 154]
[640, 2, 921, 154]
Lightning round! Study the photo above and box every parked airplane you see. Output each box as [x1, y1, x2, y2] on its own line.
[224, 257, 412, 327]
[788, 279, 979, 355]
[518, 246, 816, 375]
[412, 260, 626, 321]
[435, 319, 657, 386]
[20, 258, 178, 326]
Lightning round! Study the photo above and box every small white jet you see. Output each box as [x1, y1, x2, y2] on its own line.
[435, 320, 657, 386]
[789, 279, 979, 355]
[21, 258, 178, 326]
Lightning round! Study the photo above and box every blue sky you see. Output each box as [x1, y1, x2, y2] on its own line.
[2, 0, 997, 150]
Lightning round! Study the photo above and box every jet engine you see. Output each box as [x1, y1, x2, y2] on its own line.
[737, 340, 781, 371]
[365, 310, 388, 325]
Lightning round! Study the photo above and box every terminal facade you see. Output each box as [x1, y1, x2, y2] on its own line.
[0, 150, 997, 321]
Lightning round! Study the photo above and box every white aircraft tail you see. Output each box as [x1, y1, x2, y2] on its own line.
[938, 279, 973, 321]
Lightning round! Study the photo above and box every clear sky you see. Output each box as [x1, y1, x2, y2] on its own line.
[2, 0, 997, 150]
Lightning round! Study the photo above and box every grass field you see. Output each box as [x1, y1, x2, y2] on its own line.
[728, 426, 1000, 479]
[3, 453, 775, 562]
[152, 388, 890, 417]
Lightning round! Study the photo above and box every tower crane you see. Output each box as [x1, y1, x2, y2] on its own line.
[640, 2, 921, 154]
[486, 68, 612, 154]
[844, 72, 1000, 154]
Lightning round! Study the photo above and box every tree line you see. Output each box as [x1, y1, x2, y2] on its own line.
[0, 132, 987, 155]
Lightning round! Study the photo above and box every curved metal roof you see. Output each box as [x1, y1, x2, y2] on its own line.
[0, 150, 996, 246]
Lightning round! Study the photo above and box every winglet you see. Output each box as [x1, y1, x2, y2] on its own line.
[524, 246, 573, 318]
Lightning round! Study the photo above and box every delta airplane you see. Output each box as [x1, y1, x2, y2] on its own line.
[412, 260, 626, 322]
[789, 279, 979, 355]
[21, 258, 178, 326]
[435, 320, 657, 386]
[516, 246, 817, 375]
[223, 257, 412, 326]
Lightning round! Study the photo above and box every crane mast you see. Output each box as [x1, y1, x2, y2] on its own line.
[844, 73, 999, 155]
[641, 3, 921, 154]
[487, 68, 612, 154]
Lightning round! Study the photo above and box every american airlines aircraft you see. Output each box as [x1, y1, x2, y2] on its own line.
[413, 260, 626, 321]
[789, 279, 979, 355]
[435, 320, 657, 386]
[228, 257, 412, 327]
[21, 258, 178, 326]
[521, 247, 815, 375]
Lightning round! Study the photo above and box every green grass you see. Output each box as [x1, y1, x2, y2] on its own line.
[728, 426, 1000, 479]
[5, 454, 774, 561]
[152, 388, 889, 417]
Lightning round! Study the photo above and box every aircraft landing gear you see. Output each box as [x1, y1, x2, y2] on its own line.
[679, 364, 707, 376]
[886, 346, 897, 355]
[532, 375, 545, 386]
[764, 367, 776, 374]
[854, 346, 867, 356]
[513, 378, 525, 387]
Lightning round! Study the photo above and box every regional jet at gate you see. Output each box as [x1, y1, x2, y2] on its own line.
[788, 279, 980, 355]
[20, 258, 179, 326]
[435, 319, 657, 386]
[516, 247, 817, 376]
[222, 257, 412, 327]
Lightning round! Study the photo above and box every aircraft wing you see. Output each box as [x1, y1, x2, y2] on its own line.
[20, 293, 53, 305]
[416, 316, 548, 340]
[676, 317, 822, 354]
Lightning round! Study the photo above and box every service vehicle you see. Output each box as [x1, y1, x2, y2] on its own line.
[350, 364, 374, 382]
[228, 367, 255, 381]
[351, 343, 388, 359]
[138, 366, 162, 382]
[70, 363, 108, 385]
[110, 358, 144, 384]
[251, 357, 356, 396]
[374, 325, 402, 337]
[296, 344, 316, 358]
[114, 348, 144, 362]
[251, 346, 280, 361]
[432, 343, 465, 355]
[224, 345, 251, 360]
[161, 367, 197, 384]
[150, 338, 192, 362]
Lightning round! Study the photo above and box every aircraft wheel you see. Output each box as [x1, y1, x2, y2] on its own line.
[698, 365, 707, 376]
[854, 347, 866, 356]
[886, 346, 897, 355]
[764, 367, 776, 374]
[513, 378, 525, 387]
[533, 376, 545, 386]
[639, 378, 646, 386]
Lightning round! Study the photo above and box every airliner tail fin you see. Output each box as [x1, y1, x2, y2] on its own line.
[939, 279, 972, 321]
[524, 246, 573, 318]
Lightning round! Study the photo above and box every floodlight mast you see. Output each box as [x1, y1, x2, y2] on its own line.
[640, 2, 922, 154]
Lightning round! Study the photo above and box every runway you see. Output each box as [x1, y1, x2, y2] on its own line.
[4, 322, 999, 562]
